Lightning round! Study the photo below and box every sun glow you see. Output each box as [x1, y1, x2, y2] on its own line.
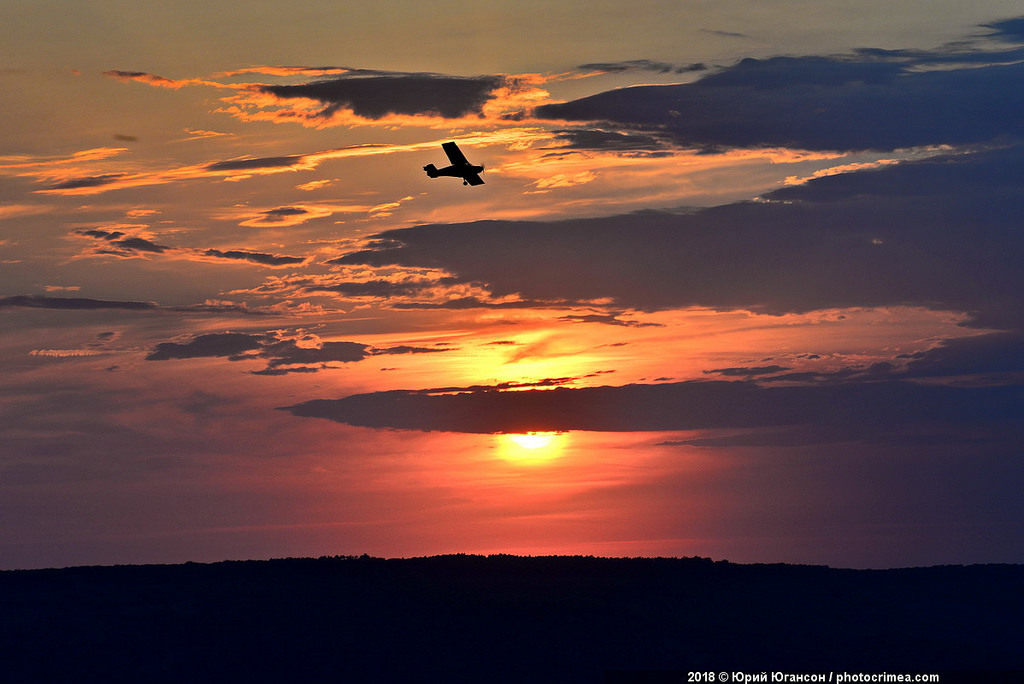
[496, 431, 567, 463]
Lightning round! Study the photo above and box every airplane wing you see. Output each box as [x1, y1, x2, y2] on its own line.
[464, 173, 485, 186]
[442, 141, 470, 166]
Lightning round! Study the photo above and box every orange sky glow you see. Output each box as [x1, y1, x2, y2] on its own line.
[3, 1, 1024, 571]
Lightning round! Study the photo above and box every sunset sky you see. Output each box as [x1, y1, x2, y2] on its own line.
[4, 1, 1024, 570]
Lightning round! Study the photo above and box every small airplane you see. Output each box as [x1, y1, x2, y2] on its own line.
[424, 142, 484, 186]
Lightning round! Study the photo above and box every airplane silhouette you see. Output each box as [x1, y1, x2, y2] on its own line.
[424, 142, 484, 186]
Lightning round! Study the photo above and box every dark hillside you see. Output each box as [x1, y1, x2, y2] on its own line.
[1, 555, 1021, 683]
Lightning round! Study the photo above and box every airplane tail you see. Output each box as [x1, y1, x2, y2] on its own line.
[423, 164, 439, 178]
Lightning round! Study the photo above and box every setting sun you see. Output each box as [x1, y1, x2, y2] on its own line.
[497, 431, 567, 462]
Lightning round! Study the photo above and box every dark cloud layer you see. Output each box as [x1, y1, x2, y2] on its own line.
[146, 333, 267, 361]
[705, 365, 791, 378]
[903, 331, 1024, 378]
[258, 72, 507, 120]
[202, 249, 306, 267]
[336, 146, 1024, 329]
[74, 228, 170, 257]
[205, 155, 305, 172]
[537, 34, 1024, 152]
[284, 379, 1024, 443]
[0, 295, 271, 317]
[44, 174, 127, 191]
[301, 277, 461, 300]
[261, 340, 369, 367]
[0, 295, 158, 311]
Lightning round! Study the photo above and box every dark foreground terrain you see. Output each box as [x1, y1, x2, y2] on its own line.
[1, 555, 1021, 683]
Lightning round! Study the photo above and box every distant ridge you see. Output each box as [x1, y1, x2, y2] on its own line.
[2, 555, 1021, 683]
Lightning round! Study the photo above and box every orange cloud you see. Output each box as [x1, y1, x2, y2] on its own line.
[0, 204, 54, 220]
[214, 66, 353, 78]
[216, 75, 554, 130]
[784, 159, 901, 185]
[237, 205, 339, 228]
[0, 147, 128, 170]
[102, 70, 233, 90]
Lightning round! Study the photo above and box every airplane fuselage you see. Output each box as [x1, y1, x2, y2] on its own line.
[424, 163, 484, 180]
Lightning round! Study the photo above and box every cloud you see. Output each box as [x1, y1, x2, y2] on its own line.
[555, 312, 663, 328]
[212, 71, 550, 128]
[704, 365, 791, 378]
[984, 16, 1024, 42]
[548, 128, 675, 155]
[29, 349, 105, 358]
[902, 332, 1024, 379]
[371, 345, 448, 356]
[15, 131, 542, 197]
[201, 249, 307, 267]
[746, 331, 1024, 387]
[389, 296, 570, 311]
[296, 179, 334, 192]
[205, 155, 306, 172]
[335, 145, 1024, 329]
[577, 60, 707, 74]
[44, 174, 127, 191]
[537, 30, 1024, 152]
[240, 206, 315, 227]
[303, 278, 457, 299]
[529, 171, 598, 191]
[144, 331, 452, 372]
[256, 73, 507, 120]
[73, 227, 307, 266]
[0, 147, 127, 170]
[109, 236, 168, 254]
[259, 339, 370, 367]
[283, 378, 1024, 441]
[700, 29, 749, 39]
[102, 70, 193, 89]
[0, 204, 54, 220]
[0, 294, 275, 318]
[146, 333, 268, 360]
[246, 266, 577, 311]
[103, 65, 553, 128]
[0, 295, 158, 311]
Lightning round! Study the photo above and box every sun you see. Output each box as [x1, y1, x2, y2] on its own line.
[508, 432, 557, 450]
[496, 431, 567, 463]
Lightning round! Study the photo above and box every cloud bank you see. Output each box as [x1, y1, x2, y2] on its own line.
[335, 145, 1024, 329]
[538, 21, 1024, 152]
[284, 378, 1024, 444]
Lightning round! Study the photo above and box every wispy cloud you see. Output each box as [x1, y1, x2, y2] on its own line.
[576, 59, 708, 74]
[72, 226, 309, 266]
[0, 294, 276, 316]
